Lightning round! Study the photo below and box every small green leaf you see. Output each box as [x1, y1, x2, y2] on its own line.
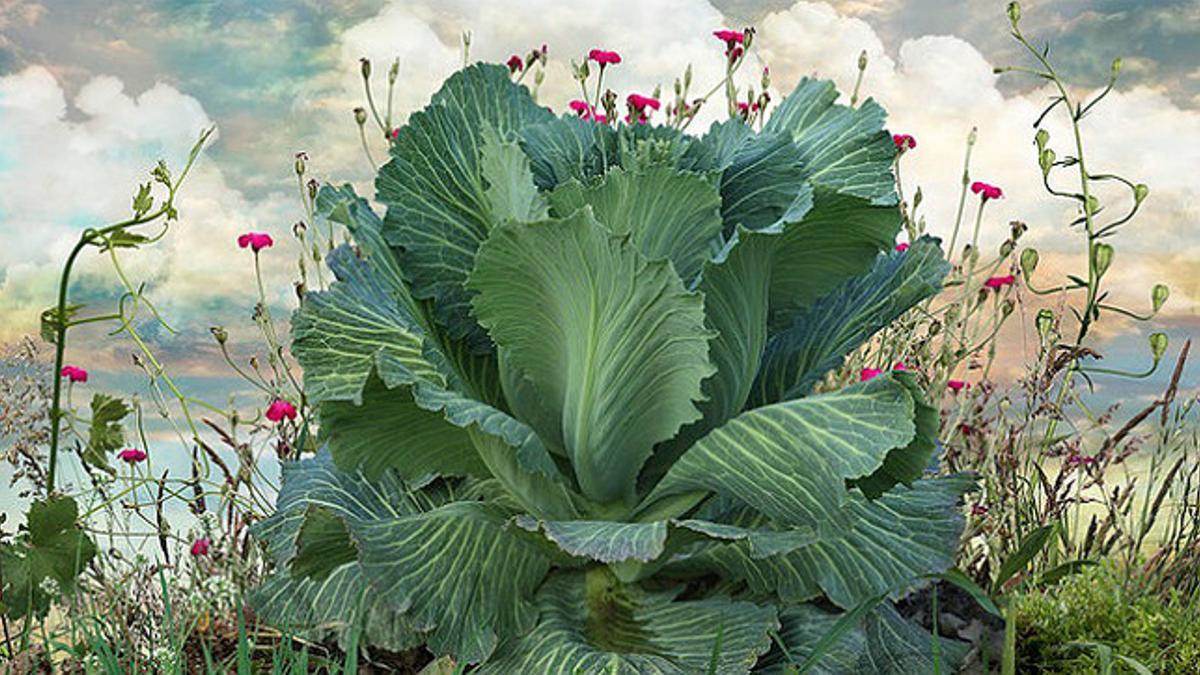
[993, 524, 1055, 593]
[39, 304, 84, 344]
[132, 182, 154, 217]
[101, 228, 152, 251]
[1149, 332, 1168, 362]
[1151, 283, 1169, 312]
[1020, 248, 1039, 279]
[85, 393, 129, 473]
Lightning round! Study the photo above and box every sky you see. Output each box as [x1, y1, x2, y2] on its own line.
[0, 0, 1198, 509]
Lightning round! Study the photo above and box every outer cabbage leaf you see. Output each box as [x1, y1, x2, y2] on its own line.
[479, 570, 777, 674]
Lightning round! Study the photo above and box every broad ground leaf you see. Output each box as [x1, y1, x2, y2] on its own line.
[756, 602, 968, 674]
[754, 236, 949, 404]
[669, 475, 972, 609]
[765, 77, 897, 205]
[469, 209, 715, 505]
[250, 452, 430, 649]
[547, 165, 724, 284]
[0, 496, 96, 620]
[379, 63, 552, 344]
[646, 375, 918, 528]
[478, 569, 777, 674]
[353, 501, 551, 664]
[318, 372, 486, 481]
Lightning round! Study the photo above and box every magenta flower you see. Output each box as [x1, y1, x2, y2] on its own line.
[237, 232, 274, 252]
[389, 127, 400, 140]
[117, 448, 147, 464]
[892, 133, 916, 151]
[860, 367, 883, 382]
[983, 274, 1016, 290]
[713, 29, 745, 46]
[265, 399, 298, 423]
[892, 361, 909, 372]
[970, 503, 989, 517]
[627, 93, 660, 111]
[895, 242, 910, 252]
[970, 181, 1003, 201]
[727, 45, 744, 62]
[568, 99, 589, 114]
[947, 380, 968, 393]
[592, 113, 608, 125]
[506, 54, 524, 73]
[60, 365, 88, 383]
[588, 49, 621, 66]
[190, 537, 211, 557]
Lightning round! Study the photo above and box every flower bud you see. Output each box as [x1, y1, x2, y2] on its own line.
[761, 65, 770, 90]
[1007, 2, 1021, 25]
[1035, 128, 1049, 152]
[1001, 299, 1015, 317]
[968, 126, 978, 146]
[294, 151, 307, 177]
[1010, 221, 1028, 239]
[307, 178, 319, 201]
[210, 326, 228, 345]
[353, 107, 367, 126]
[1152, 283, 1169, 312]
[359, 57, 371, 79]
[1036, 308, 1054, 340]
[1085, 195, 1101, 216]
[293, 220, 306, 237]
[742, 27, 755, 50]
[1111, 58, 1122, 80]
[857, 49, 868, 72]
[913, 187, 922, 210]
[686, 64, 694, 89]
[1149, 332, 1168, 362]
[927, 320, 942, 337]
[1020, 248, 1039, 278]
[1092, 242, 1114, 277]
[1134, 183, 1149, 205]
[1000, 240, 1014, 257]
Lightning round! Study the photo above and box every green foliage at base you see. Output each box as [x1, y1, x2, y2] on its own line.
[1016, 564, 1200, 674]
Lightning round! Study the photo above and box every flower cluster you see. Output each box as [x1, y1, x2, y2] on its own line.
[236, 232, 274, 252]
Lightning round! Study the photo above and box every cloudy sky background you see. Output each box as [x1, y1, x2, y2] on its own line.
[0, 0, 1198, 505]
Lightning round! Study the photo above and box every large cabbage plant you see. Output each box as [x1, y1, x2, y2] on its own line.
[252, 63, 972, 673]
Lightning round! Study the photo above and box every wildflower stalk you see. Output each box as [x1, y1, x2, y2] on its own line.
[46, 127, 213, 494]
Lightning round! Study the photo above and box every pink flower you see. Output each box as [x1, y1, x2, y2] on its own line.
[895, 242, 910, 252]
[892, 133, 916, 151]
[506, 54, 524, 73]
[389, 127, 400, 140]
[947, 380, 968, 393]
[117, 448, 147, 464]
[727, 45, 744, 62]
[190, 537, 211, 557]
[713, 29, 745, 46]
[860, 367, 883, 382]
[568, 99, 590, 114]
[970, 181, 1003, 201]
[893, 362, 909, 371]
[237, 232, 274, 252]
[588, 49, 621, 66]
[970, 503, 989, 517]
[60, 365, 88, 383]
[737, 101, 750, 112]
[627, 94, 660, 111]
[265, 399, 298, 423]
[592, 114, 608, 125]
[983, 274, 1016, 290]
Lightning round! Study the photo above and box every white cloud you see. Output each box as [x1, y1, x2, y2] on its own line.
[0, 66, 299, 342]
